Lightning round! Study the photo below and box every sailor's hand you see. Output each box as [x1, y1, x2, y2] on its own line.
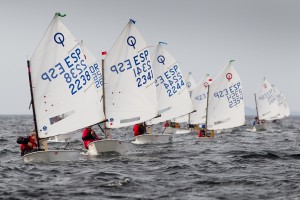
[28, 142, 32, 147]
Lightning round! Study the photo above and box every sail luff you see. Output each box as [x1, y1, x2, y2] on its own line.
[102, 58, 107, 132]
[27, 60, 41, 149]
[254, 93, 259, 120]
[205, 84, 210, 130]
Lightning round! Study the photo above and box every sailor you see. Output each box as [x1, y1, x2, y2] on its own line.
[82, 126, 100, 149]
[133, 123, 146, 137]
[163, 121, 170, 128]
[198, 125, 206, 138]
[170, 122, 176, 128]
[252, 117, 260, 126]
[17, 130, 38, 156]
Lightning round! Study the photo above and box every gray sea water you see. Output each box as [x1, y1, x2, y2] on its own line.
[0, 115, 300, 200]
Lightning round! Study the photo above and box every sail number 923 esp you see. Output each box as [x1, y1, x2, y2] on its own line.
[213, 82, 243, 108]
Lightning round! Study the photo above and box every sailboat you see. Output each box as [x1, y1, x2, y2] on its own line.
[94, 19, 164, 145]
[168, 72, 200, 134]
[253, 78, 278, 131]
[80, 42, 134, 155]
[206, 60, 245, 135]
[143, 42, 194, 141]
[23, 13, 106, 162]
[165, 72, 196, 134]
[272, 84, 290, 120]
[189, 74, 213, 127]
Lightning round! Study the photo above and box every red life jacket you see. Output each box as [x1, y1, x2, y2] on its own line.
[164, 122, 169, 128]
[198, 130, 205, 138]
[82, 128, 100, 149]
[19, 136, 37, 156]
[29, 136, 37, 149]
[133, 124, 139, 137]
[133, 124, 146, 137]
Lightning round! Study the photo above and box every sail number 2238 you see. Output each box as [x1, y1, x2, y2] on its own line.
[40, 48, 93, 96]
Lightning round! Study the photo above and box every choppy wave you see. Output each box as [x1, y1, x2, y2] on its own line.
[0, 115, 300, 199]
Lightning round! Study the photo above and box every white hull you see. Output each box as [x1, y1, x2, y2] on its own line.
[132, 134, 172, 144]
[163, 127, 192, 135]
[174, 128, 192, 134]
[22, 150, 80, 163]
[216, 128, 233, 134]
[87, 139, 133, 155]
[255, 124, 267, 131]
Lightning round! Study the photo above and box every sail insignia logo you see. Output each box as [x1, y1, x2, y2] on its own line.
[226, 73, 233, 81]
[54, 32, 65, 47]
[127, 36, 136, 49]
[186, 82, 191, 88]
[157, 55, 165, 65]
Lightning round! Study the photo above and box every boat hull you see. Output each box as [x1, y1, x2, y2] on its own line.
[22, 150, 80, 163]
[174, 128, 192, 134]
[163, 127, 192, 134]
[132, 134, 172, 144]
[255, 124, 267, 131]
[87, 139, 133, 155]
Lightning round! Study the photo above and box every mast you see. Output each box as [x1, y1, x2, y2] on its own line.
[205, 84, 210, 131]
[27, 60, 40, 150]
[187, 72, 192, 126]
[101, 57, 107, 135]
[254, 93, 259, 120]
[187, 91, 191, 126]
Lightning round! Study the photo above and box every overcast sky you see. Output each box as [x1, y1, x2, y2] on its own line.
[0, 0, 299, 114]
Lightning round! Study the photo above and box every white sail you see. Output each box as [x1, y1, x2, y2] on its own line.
[30, 14, 105, 139]
[185, 72, 197, 92]
[272, 85, 285, 119]
[147, 43, 194, 125]
[255, 78, 278, 120]
[171, 73, 199, 123]
[104, 20, 158, 128]
[272, 85, 290, 119]
[81, 42, 103, 99]
[189, 74, 213, 125]
[207, 61, 245, 130]
[283, 96, 290, 117]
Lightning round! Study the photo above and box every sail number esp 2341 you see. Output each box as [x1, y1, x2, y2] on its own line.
[110, 49, 154, 88]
